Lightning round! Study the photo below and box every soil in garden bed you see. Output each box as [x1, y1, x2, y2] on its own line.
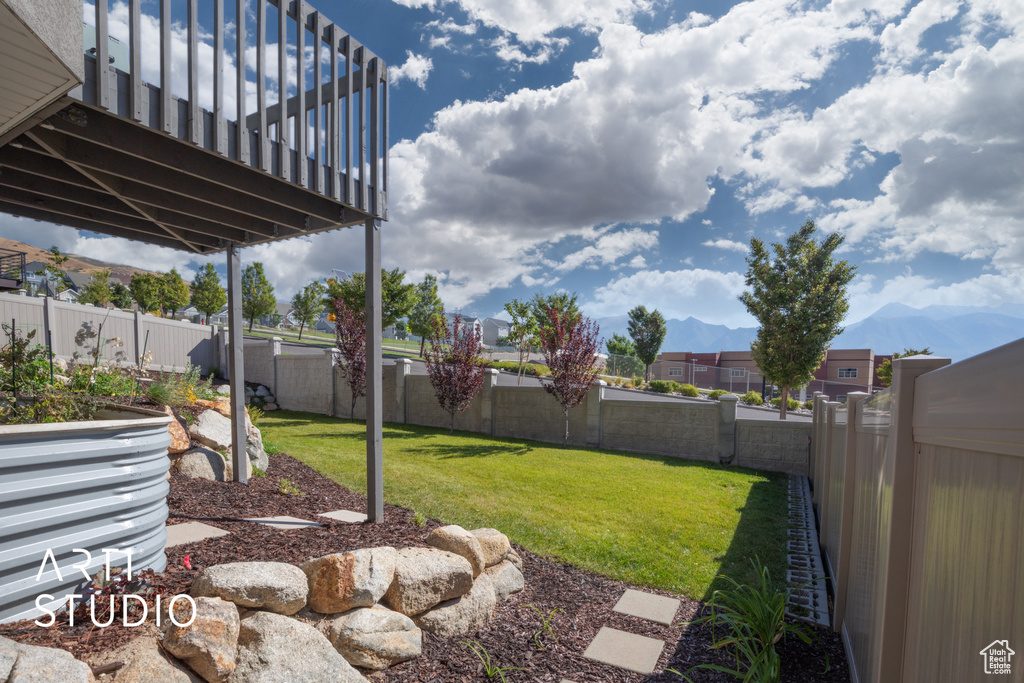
[0, 452, 848, 682]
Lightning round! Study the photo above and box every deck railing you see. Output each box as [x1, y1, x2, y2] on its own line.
[77, 0, 388, 219]
[0, 248, 26, 286]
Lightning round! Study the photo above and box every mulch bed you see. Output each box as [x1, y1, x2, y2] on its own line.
[0, 451, 847, 682]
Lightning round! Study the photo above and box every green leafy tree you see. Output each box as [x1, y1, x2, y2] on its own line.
[504, 298, 539, 385]
[627, 306, 667, 382]
[160, 269, 191, 318]
[241, 262, 276, 332]
[110, 281, 132, 309]
[78, 270, 112, 307]
[290, 280, 326, 341]
[876, 347, 932, 387]
[531, 292, 580, 354]
[739, 220, 856, 419]
[129, 273, 162, 314]
[323, 268, 417, 331]
[34, 246, 70, 297]
[605, 332, 644, 378]
[190, 263, 227, 322]
[408, 274, 444, 357]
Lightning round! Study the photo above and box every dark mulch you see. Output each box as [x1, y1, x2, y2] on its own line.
[0, 452, 847, 682]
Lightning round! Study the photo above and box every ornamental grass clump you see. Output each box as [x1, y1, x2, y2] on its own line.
[674, 558, 826, 683]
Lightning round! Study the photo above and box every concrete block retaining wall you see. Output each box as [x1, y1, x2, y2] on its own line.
[244, 342, 809, 475]
[735, 419, 811, 475]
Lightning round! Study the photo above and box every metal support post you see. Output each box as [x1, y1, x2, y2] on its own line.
[365, 219, 383, 521]
[226, 244, 247, 484]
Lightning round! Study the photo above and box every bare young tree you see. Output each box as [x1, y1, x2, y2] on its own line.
[424, 312, 485, 435]
[332, 298, 366, 419]
[539, 306, 601, 447]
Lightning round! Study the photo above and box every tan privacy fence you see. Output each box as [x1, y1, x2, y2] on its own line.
[811, 340, 1024, 683]
[0, 293, 220, 372]
[241, 338, 812, 473]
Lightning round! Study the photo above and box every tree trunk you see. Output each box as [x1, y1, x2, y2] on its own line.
[419, 338, 425, 358]
[449, 411, 455, 436]
[248, 317, 254, 333]
[298, 322, 305, 341]
[779, 385, 789, 420]
[563, 407, 569, 448]
[351, 394, 356, 420]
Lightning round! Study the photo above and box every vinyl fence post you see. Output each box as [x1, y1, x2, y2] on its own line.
[833, 391, 869, 631]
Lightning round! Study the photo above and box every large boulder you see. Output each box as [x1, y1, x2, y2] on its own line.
[191, 562, 308, 615]
[382, 548, 474, 617]
[327, 605, 421, 670]
[162, 405, 191, 454]
[0, 636, 95, 683]
[426, 525, 485, 577]
[230, 611, 367, 683]
[302, 547, 397, 614]
[194, 398, 233, 417]
[97, 636, 201, 683]
[470, 528, 512, 567]
[245, 420, 268, 472]
[174, 448, 227, 482]
[483, 560, 524, 601]
[412, 574, 497, 639]
[189, 410, 232, 450]
[162, 597, 239, 683]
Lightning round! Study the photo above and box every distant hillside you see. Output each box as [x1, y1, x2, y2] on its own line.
[0, 238, 158, 279]
[598, 304, 1024, 363]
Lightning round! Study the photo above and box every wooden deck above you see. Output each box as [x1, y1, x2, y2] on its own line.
[0, 0, 388, 255]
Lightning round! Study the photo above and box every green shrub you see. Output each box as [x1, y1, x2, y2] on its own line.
[146, 364, 214, 407]
[742, 391, 764, 406]
[483, 360, 551, 376]
[708, 389, 729, 400]
[770, 397, 800, 411]
[671, 558, 825, 682]
[649, 380, 675, 393]
[803, 399, 814, 410]
[677, 383, 700, 398]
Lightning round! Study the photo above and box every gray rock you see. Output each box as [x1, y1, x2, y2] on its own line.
[191, 562, 308, 615]
[470, 528, 512, 567]
[245, 420, 267, 472]
[162, 597, 239, 683]
[0, 635, 95, 683]
[100, 635, 202, 683]
[243, 386, 255, 398]
[229, 611, 367, 683]
[255, 386, 271, 397]
[215, 384, 232, 396]
[507, 549, 523, 571]
[426, 525, 486, 577]
[175, 448, 227, 482]
[328, 604, 421, 670]
[382, 548, 474, 617]
[483, 560, 524, 601]
[263, 403, 278, 411]
[302, 547, 397, 614]
[412, 574, 497, 639]
[189, 410, 232, 451]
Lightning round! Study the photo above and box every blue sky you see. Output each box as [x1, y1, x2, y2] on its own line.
[2, 0, 1022, 329]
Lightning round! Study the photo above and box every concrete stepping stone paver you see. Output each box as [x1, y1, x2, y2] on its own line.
[165, 522, 230, 548]
[582, 626, 664, 674]
[318, 509, 367, 523]
[243, 515, 322, 530]
[613, 588, 681, 626]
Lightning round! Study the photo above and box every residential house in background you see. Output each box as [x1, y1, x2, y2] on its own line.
[446, 313, 483, 341]
[482, 317, 510, 346]
[651, 348, 891, 400]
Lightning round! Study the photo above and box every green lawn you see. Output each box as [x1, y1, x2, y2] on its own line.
[260, 411, 788, 601]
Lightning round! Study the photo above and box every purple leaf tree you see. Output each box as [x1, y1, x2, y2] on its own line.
[539, 306, 601, 447]
[424, 312, 486, 435]
[332, 298, 366, 419]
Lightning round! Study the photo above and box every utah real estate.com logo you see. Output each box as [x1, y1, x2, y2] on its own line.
[980, 640, 1014, 676]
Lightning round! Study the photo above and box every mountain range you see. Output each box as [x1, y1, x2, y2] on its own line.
[597, 303, 1024, 363]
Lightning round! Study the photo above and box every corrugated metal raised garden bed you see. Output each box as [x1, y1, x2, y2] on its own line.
[0, 405, 172, 623]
